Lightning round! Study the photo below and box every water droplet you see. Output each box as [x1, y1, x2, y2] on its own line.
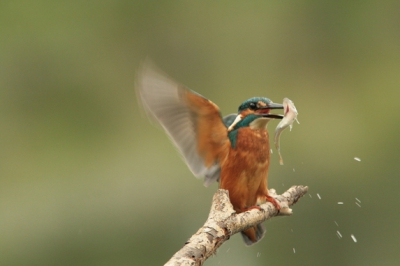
[293, 248, 296, 253]
[270, 149, 273, 154]
[355, 198, 361, 203]
[337, 231, 342, 238]
[257, 252, 261, 257]
[337, 202, 344, 205]
[226, 248, 230, 253]
[354, 157, 361, 162]
[355, 202, 361, 207]
[334, 221, 339, 226]
[317, 193, 321, 199]
[293, 168, 295, 172]
[351, 234, 357, 243]
[309, 194, 312, 198]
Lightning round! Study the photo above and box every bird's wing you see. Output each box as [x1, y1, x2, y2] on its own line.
[202, 113, 237, 186]
[137, 61, 230, 186]
[222, 113, 237, 128]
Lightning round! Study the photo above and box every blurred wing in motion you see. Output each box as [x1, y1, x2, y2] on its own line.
[137, 61, 230, 186]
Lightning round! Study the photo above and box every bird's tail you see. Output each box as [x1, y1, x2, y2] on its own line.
[240, 223, 266, 246]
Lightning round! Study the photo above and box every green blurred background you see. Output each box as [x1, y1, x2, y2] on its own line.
[1, 1, 399, 265]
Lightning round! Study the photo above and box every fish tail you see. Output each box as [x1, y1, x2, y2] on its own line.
[279, 151, 284, 165]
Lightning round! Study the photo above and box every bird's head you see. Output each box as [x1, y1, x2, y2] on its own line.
[227, 97, 284, 131]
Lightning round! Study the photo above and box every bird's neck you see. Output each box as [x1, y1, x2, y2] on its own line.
[249, 117, 271, 130]
[228, 117, 270, 149]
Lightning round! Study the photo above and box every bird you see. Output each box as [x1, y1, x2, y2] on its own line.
[137, 61, 284, 245]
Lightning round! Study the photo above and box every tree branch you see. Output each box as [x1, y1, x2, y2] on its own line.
[164, 185, 308, 266]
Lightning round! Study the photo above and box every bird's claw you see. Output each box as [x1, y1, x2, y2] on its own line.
[266, 195, 281, 211]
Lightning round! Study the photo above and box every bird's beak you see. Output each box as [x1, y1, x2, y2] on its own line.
[257, 103, 284, 119]
[265, 103, 284, 109]
[261, 113, 284, 119]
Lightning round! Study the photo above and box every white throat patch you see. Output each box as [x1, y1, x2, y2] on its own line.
[249, 117, 271, 129]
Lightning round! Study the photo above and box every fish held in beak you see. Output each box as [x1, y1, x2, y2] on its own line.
[274, 98, 300, 165]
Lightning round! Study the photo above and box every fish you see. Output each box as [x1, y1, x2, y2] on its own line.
[274, 98, 299, 165]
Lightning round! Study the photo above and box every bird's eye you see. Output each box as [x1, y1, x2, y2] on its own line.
[249, 102, 257, 110]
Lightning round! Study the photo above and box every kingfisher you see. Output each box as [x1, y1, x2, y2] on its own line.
[137, 62, 285, 245]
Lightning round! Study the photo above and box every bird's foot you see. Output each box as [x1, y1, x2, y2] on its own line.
[266, 195, 281, 211]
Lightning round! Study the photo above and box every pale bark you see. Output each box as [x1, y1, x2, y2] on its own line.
[164, 185, 309, 266]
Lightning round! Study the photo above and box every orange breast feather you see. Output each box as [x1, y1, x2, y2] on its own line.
[220, 127, 270, 212]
